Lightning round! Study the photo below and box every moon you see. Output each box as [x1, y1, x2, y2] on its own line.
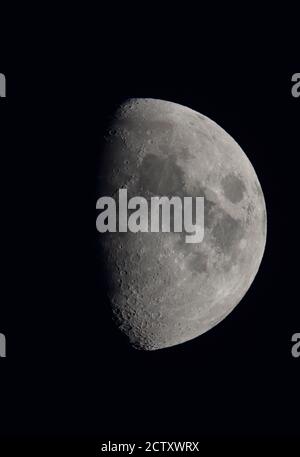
[96, 98, 267, 350]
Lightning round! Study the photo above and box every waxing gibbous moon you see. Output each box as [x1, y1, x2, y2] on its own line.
[96, 98, 267, 350]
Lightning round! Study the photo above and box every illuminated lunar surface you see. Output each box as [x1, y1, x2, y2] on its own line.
[96, 98, 267, 350]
